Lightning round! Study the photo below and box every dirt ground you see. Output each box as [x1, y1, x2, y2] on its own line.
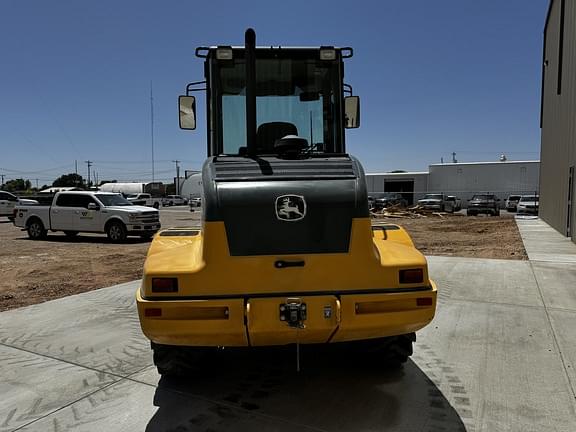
[0, 208, 526, 312]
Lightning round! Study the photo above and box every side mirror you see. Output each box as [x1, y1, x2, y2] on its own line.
[344, 96, 360, 129]
[87, 203, 99, 210]
[178, 95, 196, 130]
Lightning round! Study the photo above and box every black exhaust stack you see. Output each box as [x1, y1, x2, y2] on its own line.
[245, 28, 257, 156]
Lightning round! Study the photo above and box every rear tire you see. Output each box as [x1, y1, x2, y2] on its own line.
[152, 342, 209, 376]
[27, 219, 47, 240]
[376, 333, 416, 366]
[106, 221, 127, 243]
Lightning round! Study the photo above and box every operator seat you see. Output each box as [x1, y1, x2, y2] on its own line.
[256, 122, 298, 153]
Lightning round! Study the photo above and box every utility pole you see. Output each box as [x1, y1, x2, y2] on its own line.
[172, 160, 181, 195]
[0, 174, 5, 187]
[452, 152, 457, 163]
[85, 160, 92, 188]
[150, 81, 155, 183]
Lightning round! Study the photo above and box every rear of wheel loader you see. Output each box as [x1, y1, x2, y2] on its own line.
[136, 29, 437, 375]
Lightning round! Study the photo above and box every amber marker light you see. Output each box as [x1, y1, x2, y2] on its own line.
[151, 278, 178, 293]
[399, 269, 424, 284]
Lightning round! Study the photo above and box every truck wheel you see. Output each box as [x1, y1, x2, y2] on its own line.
[64, 231, 78, 238]
[378, 333, 416, 366]
[27, 219, 47, 240]
[152, 342, 209, 376]
[106, 221, 127, 243]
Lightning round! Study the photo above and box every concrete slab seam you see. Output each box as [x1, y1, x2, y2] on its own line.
[6, 361, 155, 432]
[10, 378, 123, 432]
[528, 260, 576, 405]
[0, 342, 147, 383]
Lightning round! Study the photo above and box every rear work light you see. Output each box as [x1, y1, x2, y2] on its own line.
[216, 46, 233, 60]
[399, 269, 424, 284]
[151, 278, 178, 293]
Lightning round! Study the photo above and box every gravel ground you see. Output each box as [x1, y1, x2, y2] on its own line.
[0, 208, 526, 311]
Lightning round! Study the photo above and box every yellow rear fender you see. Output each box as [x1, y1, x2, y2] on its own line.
[372, 224, 415, 248]
[141, 219, 430, 298]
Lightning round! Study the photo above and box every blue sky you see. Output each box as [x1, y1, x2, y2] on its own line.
[0, 0, 548, 185]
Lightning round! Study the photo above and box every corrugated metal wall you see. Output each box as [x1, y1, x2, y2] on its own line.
[428, 162, 540, 204]
[541, 0, 576, 241]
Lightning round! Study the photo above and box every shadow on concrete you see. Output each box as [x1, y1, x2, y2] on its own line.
[15, 234, 152, 244]
[146, 347, 468, 431]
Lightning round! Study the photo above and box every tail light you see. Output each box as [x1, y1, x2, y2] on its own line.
[399, 269, 424, 284]
[151, 278, 178, 293]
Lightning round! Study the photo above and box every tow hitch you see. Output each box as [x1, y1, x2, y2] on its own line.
[279, 298, 307, 328]
[279, 298, 306, 372]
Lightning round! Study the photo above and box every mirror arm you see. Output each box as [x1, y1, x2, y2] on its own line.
[186, 81, 207, 96]
[343, 83, 353, 97]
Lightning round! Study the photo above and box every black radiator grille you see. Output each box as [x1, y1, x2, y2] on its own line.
[213, 158, 356, 181]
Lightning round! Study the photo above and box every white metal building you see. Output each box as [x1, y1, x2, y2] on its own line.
[367, 160, 540, 206]
[366, 172, 429, 205]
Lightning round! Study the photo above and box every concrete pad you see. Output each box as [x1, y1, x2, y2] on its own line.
[16, 377, 313, 432]
[427, 255, 543, 308]
[516, 218, 576, 263]
[2, 252, 576, 430]
[547, 310, 576, 398]
[0, 345, 119, 431]
[531, 261, 576, 311]
[0, 281, 151, 376]
[417, 300, 576, 432]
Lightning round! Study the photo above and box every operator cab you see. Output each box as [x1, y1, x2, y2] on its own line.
[179, 32, 360, 159]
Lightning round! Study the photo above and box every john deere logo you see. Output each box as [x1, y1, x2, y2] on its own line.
[275, 195, 306, 221]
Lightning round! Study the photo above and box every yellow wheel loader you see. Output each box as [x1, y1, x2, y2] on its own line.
[137, 29, 437, 375]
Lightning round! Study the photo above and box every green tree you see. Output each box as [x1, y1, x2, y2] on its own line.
[4, 178, 32, 192]
[52, 173, 85, 188]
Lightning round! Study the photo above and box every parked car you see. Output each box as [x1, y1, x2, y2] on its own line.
[367, 196, 375, 210]
[467, 194, 500, 216]
[163, 195, 188, 206]
[13, 191, 160, 242]
[372, 192, 408, 210]
[417, 193, 449, 212]
[516, 194, 539, 216]
[505, 195, 522, 212]
[1, 191, 38, 220]
[189, 197, 202, 208]
[126, 193, 161, 209]
[445, 196, 462, 212]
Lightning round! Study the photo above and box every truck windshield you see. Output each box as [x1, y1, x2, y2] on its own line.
[212, 53, 342, 155]
[95, 194, 133, 206]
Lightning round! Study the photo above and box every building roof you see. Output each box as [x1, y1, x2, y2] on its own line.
[429, 160, 539, 167]
[366, 171, 429, 176]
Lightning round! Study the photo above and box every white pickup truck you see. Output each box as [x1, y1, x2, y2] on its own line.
[14, 191, 161, 242]
[125, 193, 162, 209]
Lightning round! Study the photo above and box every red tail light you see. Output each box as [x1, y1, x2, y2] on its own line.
[151, 278, 178, 293]
[416, 297, 433, 306]
[399, 269, 424, 284]
[144, 308, 162, 317]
